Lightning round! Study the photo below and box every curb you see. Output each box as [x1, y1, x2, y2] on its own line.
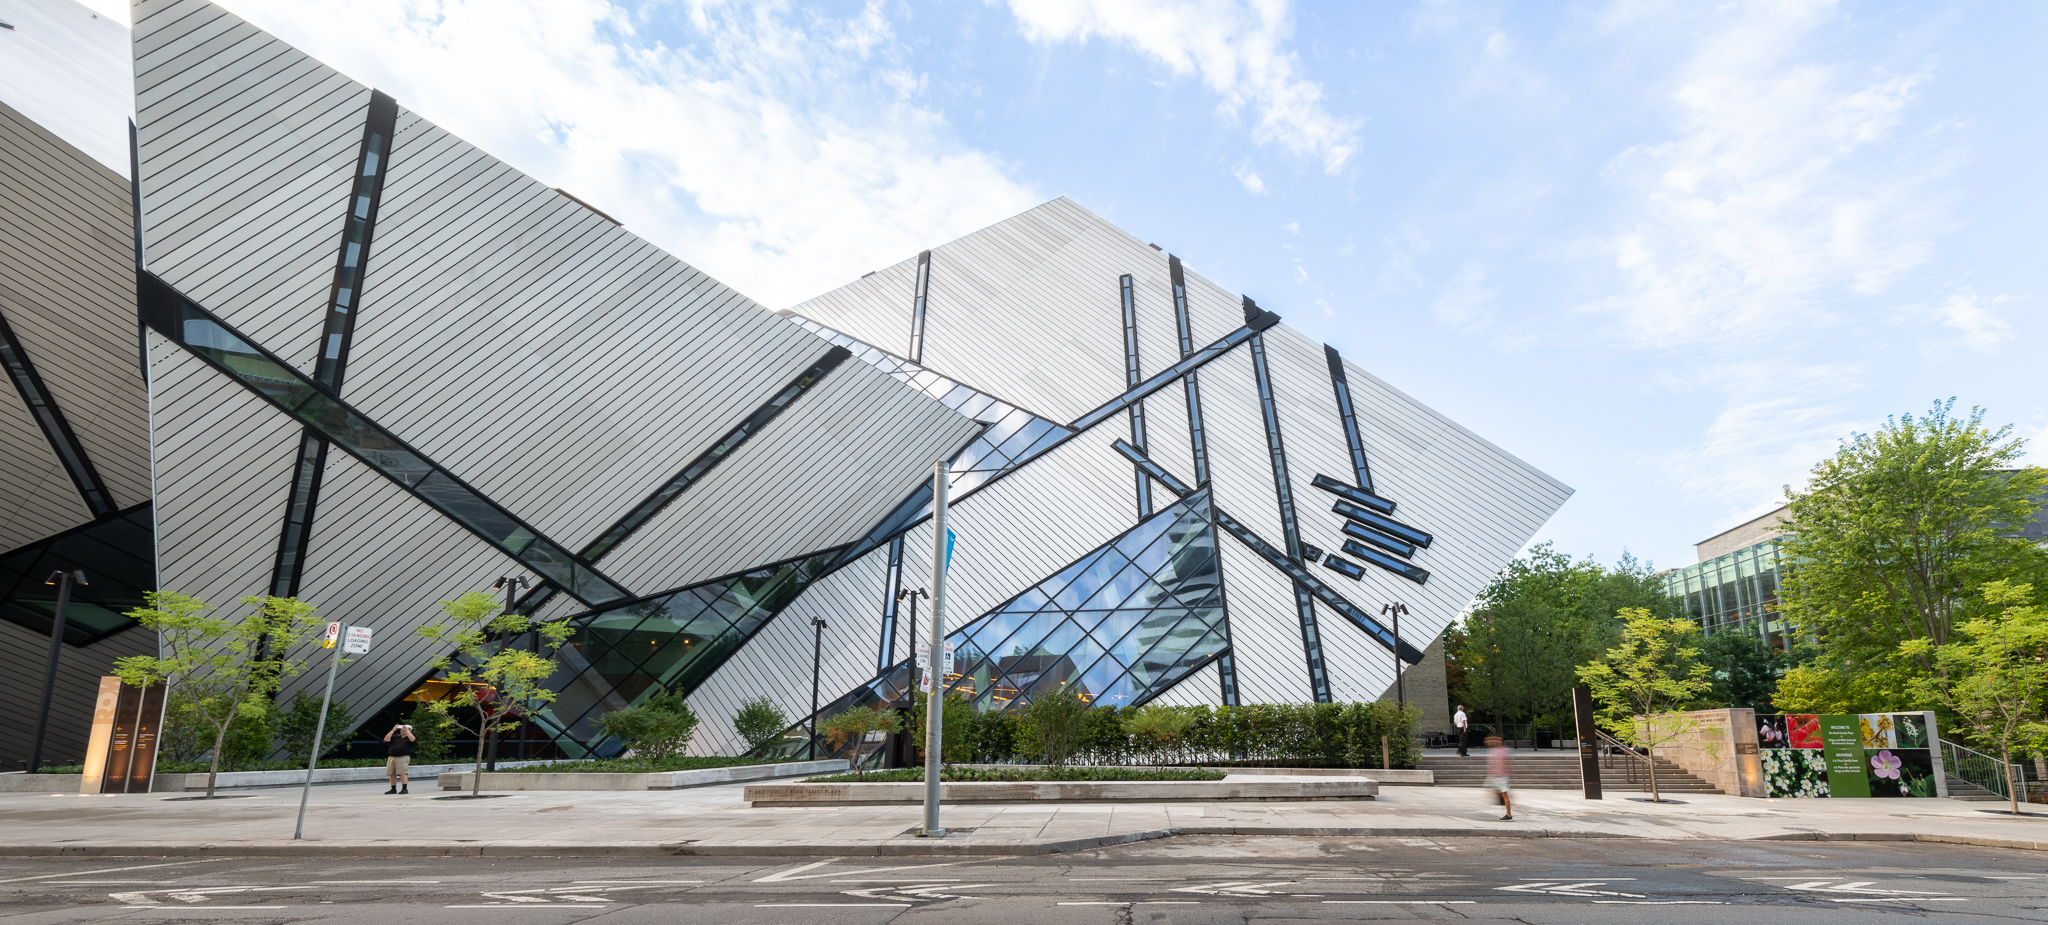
[2, 830, 2042, 859]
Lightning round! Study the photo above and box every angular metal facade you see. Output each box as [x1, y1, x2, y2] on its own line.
[3, 0, 1572, 763]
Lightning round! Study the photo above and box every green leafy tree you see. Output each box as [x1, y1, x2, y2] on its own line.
[1902, 581, 2048, 816]
[416, 590, 574, 798]
[1449, 545, 1670, 731]
[1019, 689, 1090, 768]
[276, 691, 353, 767]
[1779, 400, 2048, 672]
[404, 701, 458, 762]
[819, 705, 901, 779]
[1696, 631, 1794, 711]
[113, 592, 322, 797]
[1576, 607, 1715, 802]
[733, 696, 790, 755]
[595, 688, 701, 761]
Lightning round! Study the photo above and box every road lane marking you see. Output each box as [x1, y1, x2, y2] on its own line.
[310, 880, 444, 883]
[571, 881, 702, 884]
[756, 903, 910, 907]
[1594, 901, 1726, 905]
[1324, 901, 1477, 904]
[755, 860, 979, 883]
[444, 905, 616, 909]
[0, 860, 226, 885]
[1496, 882, 1645, 898]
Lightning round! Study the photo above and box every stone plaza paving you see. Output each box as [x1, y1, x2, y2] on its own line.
[2, 775, 2042, 857]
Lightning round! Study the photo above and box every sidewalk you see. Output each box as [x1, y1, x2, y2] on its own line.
[3, 776, 2042, 857]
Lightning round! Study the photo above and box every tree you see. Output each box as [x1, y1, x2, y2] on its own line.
[734, 696, 790, 755]
[818, 706, 901, 779]
[911, 691, 974, 766]
[595, 687, 700, 762]
[415, 591, 574, 798]
[1576, 607, 1715, 802]
[1779, 400, 2048, 671]
[112, 592, 322, 797]
[1902, 581, 2048, 816]
[1449, 545, 1670, 732]
[1696, 631, 1793, 711]
[276, 691, 353, 767]
[1019, 689, 1090, 768]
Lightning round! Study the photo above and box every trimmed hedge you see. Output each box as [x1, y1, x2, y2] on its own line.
[936, 701, 1420, 769]
[807, 766, 1227, 783]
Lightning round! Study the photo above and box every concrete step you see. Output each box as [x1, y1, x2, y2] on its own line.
[1418, 754, 1721, 793]
[1945, 777, 2009, 802]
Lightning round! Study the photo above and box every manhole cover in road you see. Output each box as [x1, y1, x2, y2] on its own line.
[900, 827, 977, 836]
[1625, 798, 1687, 804]
[434, 794, 515, 801]
[161, 794, 261, 801]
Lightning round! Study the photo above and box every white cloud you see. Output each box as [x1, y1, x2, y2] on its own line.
[1232, 157, 1267, 193]
[1431, 259, 1495, 331]
[1640, 361, 1870, 514]
[201, 0, 1039, 308]
[1578, 0, 1944, 350]
[1926, 289, 2015, 351]
[1003, 0, 1362, 173]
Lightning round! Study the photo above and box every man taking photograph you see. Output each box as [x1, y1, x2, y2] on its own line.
[383, 723, 416, 795]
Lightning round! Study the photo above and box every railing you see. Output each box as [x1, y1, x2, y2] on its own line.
[1942, 739, 2020, 801]
[1595, 728, 1653, 786]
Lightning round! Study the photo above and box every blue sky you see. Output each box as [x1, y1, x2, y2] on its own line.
[65, 0, 2048, 571]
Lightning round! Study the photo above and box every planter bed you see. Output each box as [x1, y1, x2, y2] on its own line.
[943, 764, 1434, 786]
[0, 760, 574, 794]
[440, 759, 848, 792]
[745, 774, 1379, 806]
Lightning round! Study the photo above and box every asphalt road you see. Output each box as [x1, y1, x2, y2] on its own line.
[2, 837, 2043, 923]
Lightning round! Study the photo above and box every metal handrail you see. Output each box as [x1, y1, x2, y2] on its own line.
[1941, 739, 2017, 801]
[1594, 727, 1653, 785]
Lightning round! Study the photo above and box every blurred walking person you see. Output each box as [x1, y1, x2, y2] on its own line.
[1486, 734, 1513, 821]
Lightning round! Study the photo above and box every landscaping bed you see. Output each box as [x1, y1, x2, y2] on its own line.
[746, 772, 1379, 806]
[440, 758, 848, 792]
[804, 766, 1226, 784]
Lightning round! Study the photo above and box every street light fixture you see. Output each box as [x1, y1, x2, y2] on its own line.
[809, 616, 829, 761]
[29, 570, 87, 774]
[486, 575, 533, 766]
[1380, 602, 1410, 709]
[895, 588, 928, 665]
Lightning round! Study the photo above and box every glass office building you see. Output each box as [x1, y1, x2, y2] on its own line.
[1663, 540, 1789, 648]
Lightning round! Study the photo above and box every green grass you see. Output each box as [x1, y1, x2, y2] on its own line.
[804, 766, 1228, 784]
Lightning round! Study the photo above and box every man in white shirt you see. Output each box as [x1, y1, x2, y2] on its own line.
[1454, 705, 1469, 757]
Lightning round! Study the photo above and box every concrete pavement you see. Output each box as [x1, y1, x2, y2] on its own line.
[3, 774, 2043, 857]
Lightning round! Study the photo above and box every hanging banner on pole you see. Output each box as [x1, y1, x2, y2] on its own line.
[944, 528, 956, 571]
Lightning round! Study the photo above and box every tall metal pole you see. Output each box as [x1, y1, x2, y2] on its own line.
[809, 617, 827, 760]
[29, 571, 84, 774]
[920, 461, 950, 837]
[294, 628, 346, 839]
[1381, 602, 1407, 710]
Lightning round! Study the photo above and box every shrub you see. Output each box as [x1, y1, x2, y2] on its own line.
[1019, 689, 1090, 768]
[404, 701, 458, 762]
[911, 692, 974, 766]
[734, 696, 789, 755]
[275, 692, 352, 766]
[819, 706, 901, 779]
[1123, 705, 1194, 766]
[595, 688, 700, 761]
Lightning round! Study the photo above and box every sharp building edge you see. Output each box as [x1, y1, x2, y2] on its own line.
[0, 0, 1569, 766]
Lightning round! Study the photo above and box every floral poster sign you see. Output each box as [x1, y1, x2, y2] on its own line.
[1756, 712, 1940, 798]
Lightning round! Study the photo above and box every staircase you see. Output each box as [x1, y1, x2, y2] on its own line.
[1418, 752, 1723, 794]
[1944, 777, 2007, 802]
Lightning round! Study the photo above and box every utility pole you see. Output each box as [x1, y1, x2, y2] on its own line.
[919, 461, 951, 838]
[29, 570, 86, 773]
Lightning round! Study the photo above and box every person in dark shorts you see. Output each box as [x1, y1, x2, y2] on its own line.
[383, 724, 416, 794]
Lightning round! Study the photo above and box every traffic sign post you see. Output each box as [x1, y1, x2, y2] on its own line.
[295, 623, 368, 839]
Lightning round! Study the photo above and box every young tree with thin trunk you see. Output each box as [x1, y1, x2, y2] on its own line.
[1903, 580, 2048, 816]
[1576, 607, 1714, 802]
[114, 592, 322, 798]
[416, 591, 574, 798]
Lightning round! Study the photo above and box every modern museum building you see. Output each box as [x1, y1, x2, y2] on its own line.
[0, 0, 1571, 766]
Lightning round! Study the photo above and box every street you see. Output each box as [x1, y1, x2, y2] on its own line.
[2, 837, 2042, 923]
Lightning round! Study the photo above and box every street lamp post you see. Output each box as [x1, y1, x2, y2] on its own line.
[486, 575, 532, 767]
[29, 570, 87, 773]
[1380, 602, 1409, 709]
[809, 617, 828, 760]
[895, 588, 927, 665]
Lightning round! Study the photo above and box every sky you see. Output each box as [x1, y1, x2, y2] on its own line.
[44, 0, 2048, 573]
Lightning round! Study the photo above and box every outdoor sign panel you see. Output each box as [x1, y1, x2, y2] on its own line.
[78, 678, 168, 794]
[1757, 712, 1939, 798]
[342, 626, 373, 654]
